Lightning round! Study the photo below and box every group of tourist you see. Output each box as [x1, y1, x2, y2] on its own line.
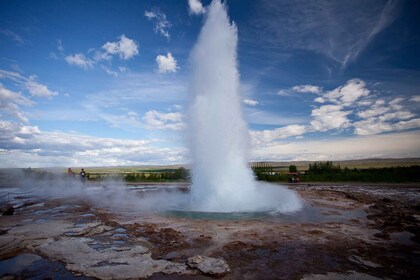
[67, 168, 87, 183]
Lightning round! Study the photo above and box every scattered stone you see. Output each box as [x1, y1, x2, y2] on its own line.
[1, 204, 14, 215]
[68, 224, 114, 237]
[162, 251, 180, 261]
[187, 255, 230, 276]
[348, 256, 382, 268]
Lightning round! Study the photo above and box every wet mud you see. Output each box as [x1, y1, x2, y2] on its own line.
[1, 183, 419, 279]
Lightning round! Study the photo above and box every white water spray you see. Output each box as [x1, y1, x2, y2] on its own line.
[188, 0, 302, 212]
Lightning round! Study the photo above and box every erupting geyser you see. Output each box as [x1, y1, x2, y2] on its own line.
[188, 0, 302, 213]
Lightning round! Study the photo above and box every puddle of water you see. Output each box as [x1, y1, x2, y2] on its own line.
[112, 233, 129, 239]
[114, 227, 127, 233]
[80, 213, 95, 217]
[391, 231, 416, 246]
[112, 240, 126, 245]
[0, 253, 93, 279]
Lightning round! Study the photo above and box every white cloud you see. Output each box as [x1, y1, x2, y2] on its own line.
[356, 101, 390, 119]
[277, 89, 291, 96]
[243, 98, 258, 106]
[251, 131, 420, 162]
[354, 118, 420, 136]
[0, 120, 40, 142]
[0, 121, 187, 167]
[354, 96, 417, 135]
[65, 53, 94, 69]
[410, 95, 420, 102]
[101, 65, 118, 77]
[102, 35, 139, 60]
[142, 110, 185, 131]
[292, 84, 321, 94]
[144, 10, 171, 39]
[25, 76, 59, 98]
[389, 97, 404, 105]
[0, 84, 33, 123]
[322, 79, 370, 106]
[156, 52, 178, 73]
[250, 124, 306, 146]
[188, 0, 206, 15]
[0, 69, 58, 99]
[310, 105, 351, 131]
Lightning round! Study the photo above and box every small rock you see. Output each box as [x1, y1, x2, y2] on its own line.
[162, 251, 180, 260]
[1, 204, 14, 216]
[187, 255, 230, 276]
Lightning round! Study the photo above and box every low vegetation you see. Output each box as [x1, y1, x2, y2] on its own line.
[252, 161, 420, 183]
[2, 159, 419, 184]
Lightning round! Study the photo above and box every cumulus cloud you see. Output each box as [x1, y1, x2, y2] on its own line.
[102, 34, 139, 60]
[188, 0, 206, 15]
[310, 105, 351, 132]
[354, 118, 420, 136]
[322, 79, 370, 106]
[354, 96, 418, 135]
[156, 52, 178, 73]
[65, 53, 94, 69]
[64, 35, 138, 74]
[292, 84, 321, 94]
[25, 76, 59, 98]
[0, 120, 40, 144]
[250, 124, 306, 146]
[243, 99, 259, 106]
[0, 69, 58, 99]
[0, 84, 33, 123]
[356, 99, 389, 119]
[142, 110, 185, 131]
[145, 10, 171, 39]
[268, 79, 419, 140]
[410, 95, 420, 102]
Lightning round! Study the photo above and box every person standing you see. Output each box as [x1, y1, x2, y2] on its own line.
[67, 168, 75, 177]
[80, 168, 86, 184]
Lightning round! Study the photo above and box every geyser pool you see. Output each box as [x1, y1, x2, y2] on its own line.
[187, 0, 302, 213]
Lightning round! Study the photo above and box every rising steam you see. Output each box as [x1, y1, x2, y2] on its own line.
[187, 0, 302, 212]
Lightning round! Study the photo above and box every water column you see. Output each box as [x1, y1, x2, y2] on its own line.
[188, 0, 256, 212]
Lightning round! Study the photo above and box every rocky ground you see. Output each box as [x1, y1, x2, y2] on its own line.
[0, 183, 419, 279]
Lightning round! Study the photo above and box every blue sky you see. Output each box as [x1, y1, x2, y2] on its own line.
[1, 0, 419, 167]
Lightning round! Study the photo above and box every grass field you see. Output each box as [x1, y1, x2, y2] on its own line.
[15, 158, 417, 174]
[2, 158, 419, 177]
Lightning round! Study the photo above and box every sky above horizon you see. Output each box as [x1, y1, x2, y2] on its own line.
[1, 0, 420, 168]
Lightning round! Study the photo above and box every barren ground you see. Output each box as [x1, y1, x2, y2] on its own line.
[1, 183, 419, 279]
